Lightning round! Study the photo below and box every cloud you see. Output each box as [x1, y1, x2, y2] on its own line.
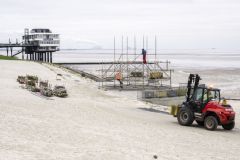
[75, 40, 102, 49]
[61, 39, 102, 49]
[0, 0, 240, 49]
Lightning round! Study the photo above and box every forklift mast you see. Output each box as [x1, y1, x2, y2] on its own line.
[186, 74, 201, 102]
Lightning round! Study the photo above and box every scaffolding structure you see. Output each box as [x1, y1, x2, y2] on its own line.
[98, 36, 174, 91]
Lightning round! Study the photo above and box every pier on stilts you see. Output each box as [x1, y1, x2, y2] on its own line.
[0, 28, 60, 63]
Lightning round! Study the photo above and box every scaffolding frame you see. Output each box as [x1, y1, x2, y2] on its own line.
[98, 36, 173, 91]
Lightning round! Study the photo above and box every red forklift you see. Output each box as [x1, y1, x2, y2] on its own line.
[177, 74, 235, 131]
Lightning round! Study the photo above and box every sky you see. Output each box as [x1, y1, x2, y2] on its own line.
[0, 0, 240, 49]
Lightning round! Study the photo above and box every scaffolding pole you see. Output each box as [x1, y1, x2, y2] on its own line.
[113, 36, 116, 87]
[126, 36, 129, 85]
[142, 36, 145, 89]
[134, 35, 137, 87]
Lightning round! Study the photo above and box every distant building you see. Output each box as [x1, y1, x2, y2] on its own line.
[22, 28, 60, 63]
[23, 28, 60, 52]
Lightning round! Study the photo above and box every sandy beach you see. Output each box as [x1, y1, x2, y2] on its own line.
[0, 60, 240, 160]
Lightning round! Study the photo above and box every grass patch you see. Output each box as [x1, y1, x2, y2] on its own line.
[0, 55, 18, 60]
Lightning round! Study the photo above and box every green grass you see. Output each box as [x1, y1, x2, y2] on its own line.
[0, 55, 18, 60]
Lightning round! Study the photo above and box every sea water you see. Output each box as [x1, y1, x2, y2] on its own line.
[52, 49, 240, 70]
[1, 49, 240, 70]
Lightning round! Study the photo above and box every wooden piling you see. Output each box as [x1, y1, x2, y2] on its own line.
[6, 47, 9, 56]
[50, 52, 52, 63]
[10, 47, 13, 56]
[44, 52, 47, 62]
[47, 52, 49, 63]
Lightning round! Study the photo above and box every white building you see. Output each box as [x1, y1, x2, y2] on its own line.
[23, 28, 60, 52]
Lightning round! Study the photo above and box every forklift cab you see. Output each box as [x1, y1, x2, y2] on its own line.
[190, 85, 221, 113]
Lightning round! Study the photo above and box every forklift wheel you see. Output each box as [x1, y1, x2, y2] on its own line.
[177, 107, 194, 126]
[204, 116, 218, 131]
[222, 121, 235, 130]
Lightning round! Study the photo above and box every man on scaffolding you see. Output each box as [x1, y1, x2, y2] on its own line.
[142, 48, 147, 64]
[115, 71, 123, 89]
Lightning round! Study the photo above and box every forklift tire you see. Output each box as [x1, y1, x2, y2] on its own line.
[204, 116, 218, 131]
[177, 107, 194, 126]
[196, 120, 204, 126]
[222, 121, 235, 130]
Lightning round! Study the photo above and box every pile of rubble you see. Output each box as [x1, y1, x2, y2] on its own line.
[17, 75, 68, 98]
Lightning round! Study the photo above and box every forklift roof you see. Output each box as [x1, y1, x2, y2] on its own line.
[198, 84, 220, 91]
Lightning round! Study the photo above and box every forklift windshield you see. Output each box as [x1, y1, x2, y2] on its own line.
[193, 88, 220, 103]
[203, 89, 220, 102]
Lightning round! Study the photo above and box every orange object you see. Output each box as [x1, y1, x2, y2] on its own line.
[115, 72, 122, 80]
